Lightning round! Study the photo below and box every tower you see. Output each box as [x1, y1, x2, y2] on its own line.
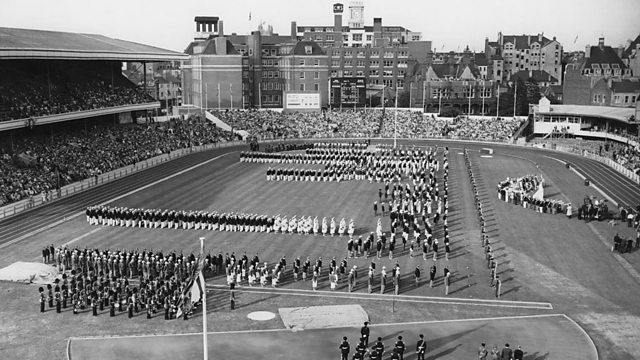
[348, 0, 364, 29]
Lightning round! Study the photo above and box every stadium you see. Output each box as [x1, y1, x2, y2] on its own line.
[0, 25, 640, 360]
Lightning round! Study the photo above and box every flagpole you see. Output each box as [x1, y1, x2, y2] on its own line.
[230, 83, 233, 110]
[218, 83, 221, 111]
[394, 85, 398, 148]
[513, 81, 517, 117]
[200, 237, 208, 360]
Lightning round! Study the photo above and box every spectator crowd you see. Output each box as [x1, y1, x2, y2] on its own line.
[0, 118, 233, 206]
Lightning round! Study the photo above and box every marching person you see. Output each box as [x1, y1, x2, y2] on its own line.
[416, 334, 426, 360]
[339, 336, 351, 360]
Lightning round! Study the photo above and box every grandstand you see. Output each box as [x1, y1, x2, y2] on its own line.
[0, 28, 203, 207]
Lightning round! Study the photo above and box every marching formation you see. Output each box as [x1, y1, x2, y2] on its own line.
[38, 246, 204, 320]
[86, 205, 355, 237]
[497, 175, 573, 216]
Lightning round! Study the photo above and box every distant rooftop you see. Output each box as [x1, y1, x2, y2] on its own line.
[0, 27, 187, 61]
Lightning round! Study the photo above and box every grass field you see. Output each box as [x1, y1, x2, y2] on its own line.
[1, 140, 639, 360]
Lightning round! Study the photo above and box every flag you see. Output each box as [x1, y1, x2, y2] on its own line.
[176, 247, 206, 319]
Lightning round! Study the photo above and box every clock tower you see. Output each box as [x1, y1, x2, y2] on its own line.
[348, 0, 364, 29]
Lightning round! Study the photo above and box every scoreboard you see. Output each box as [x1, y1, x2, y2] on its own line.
[331, 77, 366, 107]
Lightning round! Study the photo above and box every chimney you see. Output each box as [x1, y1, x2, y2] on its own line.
[215, 36, 227, 55]
[585, 45, 590, 58]
[334, 12, 343, 47]
[529, 70, 533, 78]
[599, 37, 605, 49]
[498, 31, 503, 46]
[617, 46, 624, 59]
[290, 21, 297, 40]
[373, 17, 382, 36]
[218, 20, 224, 36]
[538, 33, 542, 42]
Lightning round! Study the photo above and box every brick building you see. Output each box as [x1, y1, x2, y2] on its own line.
[485, 32, 563, 85]
[563, 37, 635, 107]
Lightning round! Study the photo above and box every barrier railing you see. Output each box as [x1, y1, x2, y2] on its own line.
[2, 135, 636, 222]
[0, 140, 246, 221]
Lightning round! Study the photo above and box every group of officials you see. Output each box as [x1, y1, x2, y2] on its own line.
[497, 175, 573, 217]
[465, 149, 502, 298]
[339, 323, 428, 360]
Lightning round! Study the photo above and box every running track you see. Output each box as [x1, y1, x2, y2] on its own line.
[1, 140, 638, 248]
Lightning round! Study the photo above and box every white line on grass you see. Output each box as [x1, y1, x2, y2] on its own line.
[560, 314, 599, 360]
[68, 313, 568, 341]
[0, 152, 237, 250]
[206, 285, 553, 310]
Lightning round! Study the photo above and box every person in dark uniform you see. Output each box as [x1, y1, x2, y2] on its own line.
[110, 299, 115, 317]
[230, 283, 236, 310]
[127, 300, 134, 318]
[416, 334, 426, 360]
[92, 297, 98, 316]
[374, 337, 384, 358]
[39, 287, 45, 313]
[355, 339, 367, 359]
[339, 336, 350, 360]
[429, 264, 436, 288]
[514, 345, 524, 360]
[414, 267, 421, 287]
[360, 322, 370, 347]
[47, 284, 53, 308]
[394, 336, 406, 360]
[390, 349, 400, 360]
[164, 297, 170, 320]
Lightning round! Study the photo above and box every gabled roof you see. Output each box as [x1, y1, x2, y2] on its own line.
[623, 34, 640, 59]
[513, 70, 558, 83]
[474, 53, 489, 66]
[502, 34, 553, 50]
[610, 79, 640, 93]
[585, 45, 626, 68]
[184, 38, 239, 55]
[292, 41, 326, 56]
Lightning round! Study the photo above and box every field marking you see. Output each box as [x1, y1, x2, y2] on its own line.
[560, 314, 599, 360]
[0, 152, 237, 251]
[67, 313, 567, 341]
[206, 284, 553, 310]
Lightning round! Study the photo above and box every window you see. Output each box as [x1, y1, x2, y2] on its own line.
[398, 51, 408, 57]
[314, 83, 319, 91]
[274, 71, 279, 78]
[305, 46, 313, 55]
[249, 49, 253, 56]
[332, 50, 341, 57]
[314, 59, 320, 66]
[632, 96, 637, 103]
[384, 51, 394, 58]
[343, 70, 352, 76]
[371, 50, 379, 57]
[480, 88, 492, 98]
[327, 35, 334, 41]
[299, 59, 305, 66]
[369, 69, 379, 76]
[299, 84, 305, 91]
[331, 70, 338, 77]
[343, 35, 349, 41]
[383, 60, 394, 67]
[383, 79, 393, 87]
[366, 35, 372, 41]
[353, 34, 362, 41]
[617, 95, 624, 104]
[383, 70, 393, 76]
[332, 60, 340, 67]
[300, 72, 305, 79]
[396, 80, 404, 89]
[357, 50, 365, 57]
[344, 60, 352, 67]
[356, 70, 364, 76]
[370, 60, 380, 67]
[463, 87, 475, 98]
[314, 71, 319, 79]
[344, 50, 352, 57]
[357, 60, 365, 67]
[274, 94, 280, 102]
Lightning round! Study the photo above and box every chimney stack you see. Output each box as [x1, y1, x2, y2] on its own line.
[585, 45, 591, 58]
[290, 21, 297, 40]
[215, 36, 227, 55]
[538, 33, 542, 43]
[598, 37, 605, 48]
[218, 20, 224, 36]
[334, 3, 344, 47]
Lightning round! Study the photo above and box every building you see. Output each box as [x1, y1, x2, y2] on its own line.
[181, 17, 330, 110]
[485, 32, 563, 85]
[622, 34, 640, 78]
[563, 37, 635, 106]
[296, 2, 431, 94]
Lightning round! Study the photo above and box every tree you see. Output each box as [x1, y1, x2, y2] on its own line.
[525, 78, 542, 107]
[397, 90, 411, 108]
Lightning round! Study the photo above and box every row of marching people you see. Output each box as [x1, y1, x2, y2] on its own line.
[87, 205, 356, 237]
[266, 165, 366, 182]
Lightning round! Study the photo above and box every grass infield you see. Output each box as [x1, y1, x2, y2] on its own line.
[0, 141, 638, 359]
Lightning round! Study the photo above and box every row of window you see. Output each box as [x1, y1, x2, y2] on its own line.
[583, 68, 622, 76]
[538, 115, 580, 123]
[613, 94, 637, 104]
[331, 50, 408, 58]
[260, 82, 284, 91]
[430, 88, 493, 99]
[331, 60, 408, 67]
[299, 71, 321, 79]
[261, 94, 281, 103]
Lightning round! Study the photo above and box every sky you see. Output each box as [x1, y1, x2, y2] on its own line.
[1, 0, 639, 53]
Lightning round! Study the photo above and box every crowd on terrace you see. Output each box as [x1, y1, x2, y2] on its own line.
[0, 61, 153, 122]
[0, 119, 233, 206]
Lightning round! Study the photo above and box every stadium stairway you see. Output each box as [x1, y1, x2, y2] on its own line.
[205, 110, 249, 139]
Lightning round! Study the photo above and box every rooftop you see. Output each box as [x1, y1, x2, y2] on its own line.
[533, 104, 637, 123]
[0, 27, 187, 61]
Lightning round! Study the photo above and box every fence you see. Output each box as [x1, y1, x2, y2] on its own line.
[2, 136, 637, 221]
[0, 140, 246, 221]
